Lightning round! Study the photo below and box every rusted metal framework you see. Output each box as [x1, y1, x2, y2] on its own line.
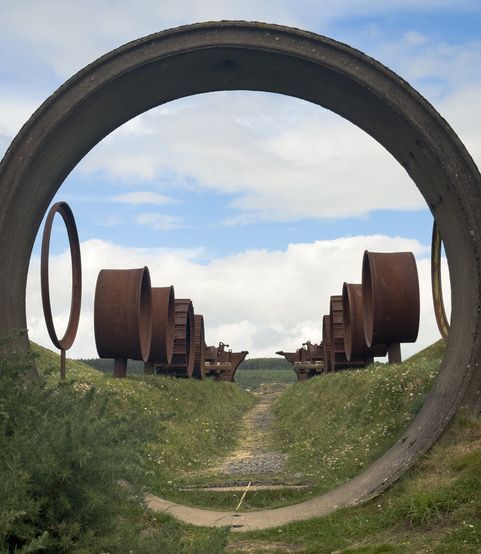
[204, 342, 248, 381]
[94, 267, 152, 377]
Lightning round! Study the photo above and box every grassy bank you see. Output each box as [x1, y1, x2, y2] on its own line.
[271, 341, 445, 496]
[1, 342, 254, 553]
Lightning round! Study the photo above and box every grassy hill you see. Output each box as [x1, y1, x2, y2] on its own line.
[3, 339, 481, 552]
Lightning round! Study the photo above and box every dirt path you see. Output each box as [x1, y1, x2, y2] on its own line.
[213, 383, 288, 477]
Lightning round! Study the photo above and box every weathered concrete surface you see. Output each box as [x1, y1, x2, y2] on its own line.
[1, 21, 481, 528]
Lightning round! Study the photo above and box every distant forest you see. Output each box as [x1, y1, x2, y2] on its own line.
[78, 357, 291, 372]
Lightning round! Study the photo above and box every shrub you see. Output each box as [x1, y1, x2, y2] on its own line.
[0, 337, 160, 553]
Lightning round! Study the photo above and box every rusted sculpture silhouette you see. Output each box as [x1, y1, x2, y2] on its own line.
[94, 267, 152, 377]
[40, 202, 82, 379]
[144, 286, 175, 374]
[156, 299, 195, 377]
[342, 283, 387, 362]
[277, 341, 324, 380]
[204, 342, 248, 381]
[362, 251, 420, 364]
[431, 221, 450, 341]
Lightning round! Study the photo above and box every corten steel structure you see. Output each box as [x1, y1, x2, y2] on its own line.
[362, 251, 420, 364]
[192, 314, 206, 379]
[342, 283, 386, 362]
[322, 315, 333, 372]
[94, 267, 152, 378]
[431, 221, 450, 341]
[329, 295, 351, 371]
[40, 201, 82, 379]
[157, 298, 195, 377]
[1, 21, 481, 530]
[144, 286, 175, 374]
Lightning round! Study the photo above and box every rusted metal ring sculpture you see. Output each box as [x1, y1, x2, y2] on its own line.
[2, 21, 481, 529]
[329, 295, 350, 371]
[40, 201, 82, 378]
[342, 282, 387, 361]
[362, 251, 420, 356]
[157, 299, 195, 377]
[94, 267, 152, 377]
[431, 221, 450, 341]
[145, 286, 175, 374]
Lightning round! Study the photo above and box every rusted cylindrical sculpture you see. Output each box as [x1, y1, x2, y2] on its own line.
[322, 315, 333, 372]
[362, 251, 420, 364]
[157, 298, 195, 377]
[144, 286, 175, 374]
[94, 267, 152, 378]
[193, 314, 206, 379]
[342, 282, 387, 362]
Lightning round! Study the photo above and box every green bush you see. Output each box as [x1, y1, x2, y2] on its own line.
[0, 339, 160, 553]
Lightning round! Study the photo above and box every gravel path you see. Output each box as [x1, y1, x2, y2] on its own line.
[216, 383, 288, 476]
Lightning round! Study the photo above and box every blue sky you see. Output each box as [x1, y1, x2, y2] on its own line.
[1, 1, 476, 358]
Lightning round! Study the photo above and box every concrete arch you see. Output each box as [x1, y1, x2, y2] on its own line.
[1, 21, 481, 529]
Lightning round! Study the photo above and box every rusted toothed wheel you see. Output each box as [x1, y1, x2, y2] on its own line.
[157, 298, 195, 377]
[330, 295, 351, 371]
[145, 286, 175, 374]
[94, 267, 152, 378]
[342, 282, 387, 362]
[362, 251, 420, 348]
[193, 314, 206, 379]
[322, 315, 333, 372]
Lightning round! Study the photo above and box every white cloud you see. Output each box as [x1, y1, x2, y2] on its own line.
[112, 191, 175, 205]
[76, 92, 425, 222]
[26, 234, 446, 362]
[136, 213, 185, 231]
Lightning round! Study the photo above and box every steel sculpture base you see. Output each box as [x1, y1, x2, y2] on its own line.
[1, 21, 481, 530]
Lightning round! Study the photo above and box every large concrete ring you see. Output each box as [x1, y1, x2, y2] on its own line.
[1, 21, 481, 530]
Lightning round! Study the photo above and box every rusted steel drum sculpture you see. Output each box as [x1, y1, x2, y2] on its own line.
[322, 315, 333, 372]
[192, 314, 206, 379]
[40, 202, 82, 379]
[362, 251, 420, 364]
[157, 298, 195, 377]
[431, 221, 450, 341]
[342, 282, 387, 362]
[94, 267, 152, 378]
[144, 285, 175, 374]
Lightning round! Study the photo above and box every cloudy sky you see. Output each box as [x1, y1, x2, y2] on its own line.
[2, 1, 478, 360]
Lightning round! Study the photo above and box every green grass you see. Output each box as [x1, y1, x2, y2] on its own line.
[271, 341, 445, 496]
[235, 368, 297, 389]
[9, 339, 481, 552]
